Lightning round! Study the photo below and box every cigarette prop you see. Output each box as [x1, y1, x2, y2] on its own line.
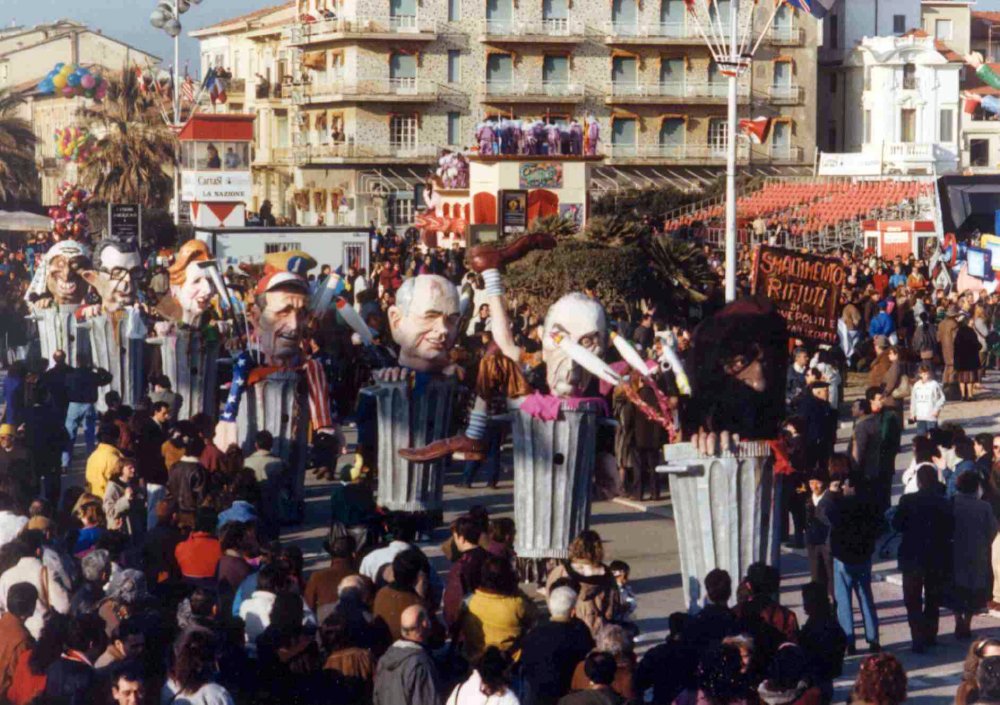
[610, 332, 652, 377]
[336, 297, 375, 346]
[551, 332, 621, 387]
[195, 260, 231, 313]
[311, 272, 344, 312]
[660, 344, 691, 396]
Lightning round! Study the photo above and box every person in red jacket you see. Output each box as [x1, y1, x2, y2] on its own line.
[174, 509, 222, 581]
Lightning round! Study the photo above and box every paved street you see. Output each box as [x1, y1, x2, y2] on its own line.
[282, 369, 1000, 704]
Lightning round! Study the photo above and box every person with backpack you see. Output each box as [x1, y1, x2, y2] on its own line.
[545, 530, 624, 638]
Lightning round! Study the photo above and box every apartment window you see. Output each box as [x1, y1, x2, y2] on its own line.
[863, 110, 871, 143]
[903, 63, 916, 90]
[611, 118, 637, 156]
[971, 139, 990, 167]
[390, 114, 418, 148]
[659, 118, 685, 150]
[935, 18, 953, 40]
[448, 0, 460, 21]
[612, 0, 638, 33]
[612, 56, 637, 85]
[940, 108, 954, 142]
[660, 57, 685, 89]
[544, 0, 568, 21]
[486, 53, 514, 86]
[214, 53, 224, 68]
[893, 14, 906, 34]
[543, 55, 569, 88]
[391, 196, 415, 225]
[900, 108, 916, 143]
[447, 112, 461, 146]
[772, 121, 790, 153]
[447, 50, 461, 83]
[708, 118, 728, 154]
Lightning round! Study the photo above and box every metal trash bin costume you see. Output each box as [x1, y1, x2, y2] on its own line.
[77, 237, 146, 409]
[214, 253, 336, 524]
[658, 296, 790, 611]
[371, 274, 462, 515]
[148, 240, 225, 419]
[25, 240, 93, 367]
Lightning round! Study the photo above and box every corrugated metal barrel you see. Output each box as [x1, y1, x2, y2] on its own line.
[658, 441, 782, 612]
[35, 305, 90, 368]
[511, 401, 601, 560]
[82, 314, 144, 410]
[372, 378, 456, 513]
[152, 330, 220, 419]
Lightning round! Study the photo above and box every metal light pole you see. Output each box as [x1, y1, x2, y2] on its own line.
[724, 0, 740, 303]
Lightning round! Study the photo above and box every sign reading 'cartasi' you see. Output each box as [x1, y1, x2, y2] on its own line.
[751, 245, 846, 345]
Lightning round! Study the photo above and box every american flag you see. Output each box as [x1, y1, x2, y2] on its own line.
[180, 76, 196, 105]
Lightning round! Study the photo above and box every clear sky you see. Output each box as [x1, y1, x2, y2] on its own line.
[7, 0, 1000, 74]
[2, 0, 283, 73]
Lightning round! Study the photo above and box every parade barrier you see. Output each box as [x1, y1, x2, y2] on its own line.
[372, 378, 456, 513]
[658, 440, 782, 612]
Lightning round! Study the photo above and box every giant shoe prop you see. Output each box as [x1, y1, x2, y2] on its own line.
[214, 252, 337, 524]
[76, 237, 146, 410]
[25, 240, 93, 366]
[148, 240, 227, 419]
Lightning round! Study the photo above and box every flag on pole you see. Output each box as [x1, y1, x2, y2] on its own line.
[180, 76, 196, 105]
[783, 0, 837, 19]
[201, 67, 228, 105]
[739, 116, 771, 144]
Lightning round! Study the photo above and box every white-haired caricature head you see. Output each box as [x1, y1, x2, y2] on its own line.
[541, 292, 608, 397]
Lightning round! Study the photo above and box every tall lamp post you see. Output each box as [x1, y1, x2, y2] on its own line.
[150, 0, 205, 226]
[684, 0, 785, 302]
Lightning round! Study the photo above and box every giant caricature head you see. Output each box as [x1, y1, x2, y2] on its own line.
[81, 239, 143, 313]
[541, 292, 608, 398]
[168, 240, 216, 325]
[387, 274, 461, 372]
[253, 272, 310, 364]
[30, 240, 92, 306]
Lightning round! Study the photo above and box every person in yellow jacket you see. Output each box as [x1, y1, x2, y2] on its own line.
[85, 425, 123, 498]
[460, 554, 536, 663]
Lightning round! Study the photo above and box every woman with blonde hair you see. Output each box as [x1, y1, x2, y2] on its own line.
[544, 530, 623, 636]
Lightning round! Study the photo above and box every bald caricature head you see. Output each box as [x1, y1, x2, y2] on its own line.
[387, 275, 461, 372]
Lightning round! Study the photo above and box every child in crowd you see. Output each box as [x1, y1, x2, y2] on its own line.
[610, 559, 638, 622]
[908, 363, 945, 435]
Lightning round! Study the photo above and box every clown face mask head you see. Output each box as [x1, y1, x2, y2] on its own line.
[253, 281, 310, 364]
[82, 240, 142, 313]
[387, 275, 460, 372]
[42, 241, 91, 306]
[541, 293, 608, 398]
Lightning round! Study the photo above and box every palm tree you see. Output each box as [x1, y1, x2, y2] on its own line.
[78, 68, 176, 208]
[0, 90, 39, 203]
[646, 236, 715, 305]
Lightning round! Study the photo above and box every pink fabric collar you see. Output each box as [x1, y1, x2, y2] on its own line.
[519, 392, 608, 421]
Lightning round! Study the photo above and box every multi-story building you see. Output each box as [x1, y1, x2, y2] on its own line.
[0, 21, 160, 204]
[190, 3, 299, 221]
[194, 0, 818, 227]
[830, 32, 961, 176]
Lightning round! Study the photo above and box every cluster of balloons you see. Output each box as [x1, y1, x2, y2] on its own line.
[48, 183, 93, 241]
[53, 127, 96, 164]
[37, 63, 107, 101]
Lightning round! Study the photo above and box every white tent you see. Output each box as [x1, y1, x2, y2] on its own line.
[0, 210, 51, 232]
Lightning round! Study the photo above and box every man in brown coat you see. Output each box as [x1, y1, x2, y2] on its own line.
[305, 534, 357, 619]
[0, 582, 38, 696]
[372, 549, 426, 642]
[938, 305, 961, 386]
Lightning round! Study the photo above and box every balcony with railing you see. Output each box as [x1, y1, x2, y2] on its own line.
[767, 21, 803, 45]
[478, 18, 586, 41]
[605, 141, 750, 163]
[295, 141, 439, 165]
[292, 77, 439, 104]
[605, 80, 749, 104]
[757, 144, 804, 164]
[482, 80, 586, 102]
[603, 20, 723, 43]
[767, 83, 803, 104]
[287, 14, 438, 44]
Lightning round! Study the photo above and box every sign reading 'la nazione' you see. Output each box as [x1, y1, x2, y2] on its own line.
[181, 171, 251, 202]
[751, 245, 846, 345]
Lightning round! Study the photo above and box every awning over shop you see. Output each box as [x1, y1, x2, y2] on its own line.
[0, 210, 51, 232]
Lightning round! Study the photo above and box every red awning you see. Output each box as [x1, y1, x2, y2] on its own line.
[178, 114, 255, 142]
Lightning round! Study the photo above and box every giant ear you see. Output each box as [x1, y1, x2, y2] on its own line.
[387, 304, 402, 333]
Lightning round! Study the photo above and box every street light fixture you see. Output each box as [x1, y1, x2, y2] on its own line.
[149, 0, 207, 226]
